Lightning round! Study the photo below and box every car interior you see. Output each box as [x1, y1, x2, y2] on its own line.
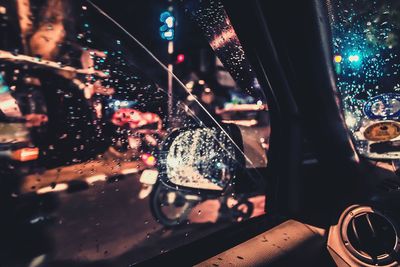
[0, 0, 399, 266]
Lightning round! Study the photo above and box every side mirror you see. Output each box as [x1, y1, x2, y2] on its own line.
[158, 124, 244, 193]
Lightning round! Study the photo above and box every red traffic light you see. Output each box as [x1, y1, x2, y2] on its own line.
[176, 54, 185, 64]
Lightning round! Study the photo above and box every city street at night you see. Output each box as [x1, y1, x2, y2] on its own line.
[2, 0, 400, 266]
[4, 147, 265, 266]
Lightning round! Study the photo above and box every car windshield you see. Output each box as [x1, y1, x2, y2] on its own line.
[0, 0, 270, 265]
[329, 0, 400, 159]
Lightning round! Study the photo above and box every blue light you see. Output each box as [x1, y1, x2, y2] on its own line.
[159, 11, 175, 40]
[0, 74, 9, 94]
[346, 52, 363, 69]
[348, 54, 360, 62]
[165, 16, 174, 28]
[160, 11, 173, 23]
[159, 24, 168, 32]
[161, 29, 174, 40]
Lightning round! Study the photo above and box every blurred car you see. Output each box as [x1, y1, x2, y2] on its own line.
[216, 103, 268, 127]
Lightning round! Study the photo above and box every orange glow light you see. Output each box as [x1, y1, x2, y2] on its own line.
[11, 147, 39, 162]
[334, 55, 342, 63]
[145, 155, 156, 166]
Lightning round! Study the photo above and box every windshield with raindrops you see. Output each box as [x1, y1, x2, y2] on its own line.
[0, 0, 270, 266]
[329, 0, 400, 159]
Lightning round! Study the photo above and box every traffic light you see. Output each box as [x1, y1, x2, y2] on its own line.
[159, 11, 175, 40]
[176, 53, 185, 64]
[333, 55, 342, 63]
[348, 54, 360, 62]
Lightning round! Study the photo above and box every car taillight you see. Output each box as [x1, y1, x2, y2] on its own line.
[11, 147, 39, 162]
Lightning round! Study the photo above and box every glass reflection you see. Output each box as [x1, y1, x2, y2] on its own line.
[0, 0, 269, 265]
[330, 0, 400, 159]
[165, 127, 237, 191]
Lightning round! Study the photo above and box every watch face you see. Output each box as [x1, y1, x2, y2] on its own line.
[364, 121, 400, 142]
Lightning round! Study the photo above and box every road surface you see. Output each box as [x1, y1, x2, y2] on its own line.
[2, 146, 266, 267]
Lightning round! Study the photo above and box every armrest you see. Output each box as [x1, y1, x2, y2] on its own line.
[195, 219, 326, 267]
